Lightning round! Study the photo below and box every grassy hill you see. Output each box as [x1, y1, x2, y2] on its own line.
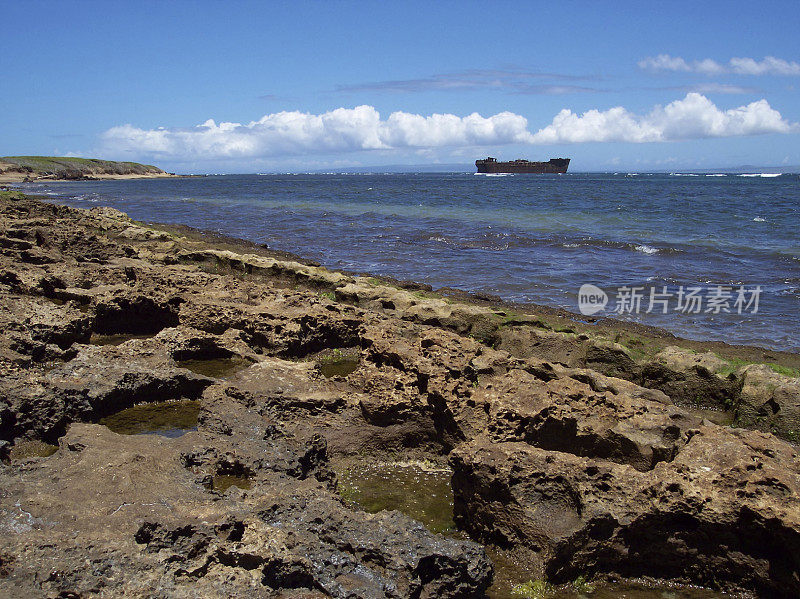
[0, 156, 171, 180]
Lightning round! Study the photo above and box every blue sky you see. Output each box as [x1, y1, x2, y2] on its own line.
[1, 0, 799, 172]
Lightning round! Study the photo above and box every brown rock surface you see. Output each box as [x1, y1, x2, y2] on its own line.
[451, 426, 800, 597]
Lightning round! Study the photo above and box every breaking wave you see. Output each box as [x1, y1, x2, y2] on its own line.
[415, 232, 683, 255]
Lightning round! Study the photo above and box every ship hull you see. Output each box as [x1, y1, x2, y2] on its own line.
[475, 157, 570, 174]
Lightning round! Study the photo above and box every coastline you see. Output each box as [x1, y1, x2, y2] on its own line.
[151, 209, 800, 386]
[0, 172, 183, 183]
[0, 156, 186, 183]
[2, 190, 800, 597]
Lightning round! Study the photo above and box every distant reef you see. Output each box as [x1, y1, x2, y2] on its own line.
[0, 156, 176, 182]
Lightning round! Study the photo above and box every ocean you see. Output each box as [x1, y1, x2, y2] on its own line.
[20, 172, 800, 353]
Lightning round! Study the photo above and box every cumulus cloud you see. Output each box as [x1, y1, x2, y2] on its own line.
[529, 93, 796, 144]
[639, 54, 800, 76]
[101, 95, 796, 160]
[102, 106, 534, 158]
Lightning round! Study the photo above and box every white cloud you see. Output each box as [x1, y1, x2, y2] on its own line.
[100, 95, 796, 160]
[102, 106, 534, 158]
[639, 54, 800, 76]
[729, 56, 800, 76]
[529, 93, 796, 144]
[638, 55, 725, 75]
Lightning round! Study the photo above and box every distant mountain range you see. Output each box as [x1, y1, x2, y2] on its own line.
[657, 165, 800, 174]
[308, 163, 474, 173]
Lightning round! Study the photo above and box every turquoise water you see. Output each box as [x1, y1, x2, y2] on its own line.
[23, 172, 800, 351]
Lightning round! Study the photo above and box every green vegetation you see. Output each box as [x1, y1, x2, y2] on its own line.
[622, 335, 644, 347]
[716, 356, 751, 376]
[619, 336, 654, 362]
[336, 480, 359, 504]
[496, 310, 524, 325]
[319, 290, 337, 302]
[511, 579, 553, 599]
[1, 156, 166, 177]
[770, 363, 800, 377]
[493, 310, 552, 330]
[510, 576, 594, 598]
[411, 289, 441, 300]
[0, 190, 27, 201]
[715, 354, 800, 378]
[622, 344, 648, 363]
[319, 348, 346, 362]
[571, 575, 594, 593]
[784, 430, 800, 444]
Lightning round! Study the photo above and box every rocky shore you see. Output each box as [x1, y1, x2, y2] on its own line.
[1, 190, 799, 598]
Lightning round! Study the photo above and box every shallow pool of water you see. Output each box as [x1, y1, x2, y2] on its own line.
[89, 333, 154, 346]
[8, 440, 58, 460]
[315, 347, 361, 378]
[319, 356, 360, 378]
[212, 474, 252, 492]
[99, 400, 201, 437]
[176, 356, 250, 378]
[336, 461, 455, 534]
